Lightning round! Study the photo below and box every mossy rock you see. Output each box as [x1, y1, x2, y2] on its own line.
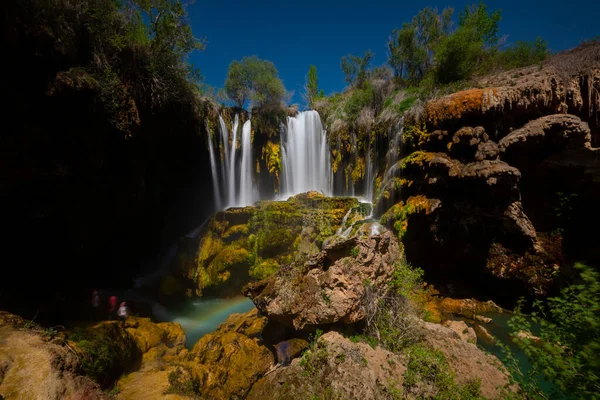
[187, 192, 358, 297]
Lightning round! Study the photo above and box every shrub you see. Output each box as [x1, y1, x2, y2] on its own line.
[225, 56, 286, 109]
[362, 261, 424, 352]
[504, 263, 600, 399]
[166, 366, 200, 396]
[300, 329, 328, 377]
[403, 344, 484, 399]
[498, 37, 549, 69]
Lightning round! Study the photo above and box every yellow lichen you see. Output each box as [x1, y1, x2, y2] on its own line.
[425, 88, 498, 126]
[261, 141, 281, 190]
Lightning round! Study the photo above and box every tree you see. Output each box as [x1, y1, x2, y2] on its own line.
[341, 50, 374, 87]
[435, 1, 502, 83]
[412, 7, 454, 71]
[506, 264, 600, 399]
[499, 37, 549, 69]
[388, 23, 426, 83]
[225, 60, 250, 108]
[387, 7, 453, 83]
[305, 65, 320, 109]
[224, 56, 286, 109]
[134, 0, 205, 56]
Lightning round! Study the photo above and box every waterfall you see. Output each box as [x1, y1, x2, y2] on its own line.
[208, 114, 257, 210]
[207, 125, 222, 209]
[239, 120, 257, 206]
[382, 118, 404, 187]
[281, 110, 332, 197]
[364, 143, 374, 202]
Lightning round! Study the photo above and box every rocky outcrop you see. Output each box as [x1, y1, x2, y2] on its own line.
[244, 230, 400, 330]
[249, 325, 511, 400]
[442, 320, 477, 343]
[378, 111, 599, 301]
[499, 114, 591, 159]
[164, 192, 361, 298]
[0, 314, 108, 399]
[248, 331, 407, 400]
[421, 322, 511, 397]
[424, 44, 600, 135]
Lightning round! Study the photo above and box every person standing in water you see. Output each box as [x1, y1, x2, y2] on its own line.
[117, 302, 129, 327]
[108, 295, 118, 320]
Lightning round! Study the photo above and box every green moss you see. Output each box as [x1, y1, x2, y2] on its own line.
[223, 224, 249, 240]
[250, 259, 280, 280]
[380, 196, 436, 239]
[400, 151, 435, 169]
[261, 141, 281, 191]
[190, 193, 359, 296]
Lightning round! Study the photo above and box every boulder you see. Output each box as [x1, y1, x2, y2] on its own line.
[244, 230, 400, 330]
[185, 309, 274, 399]
[247, 331, 406, 400]
[442, 320, 477, 344]
[474, 324, 496, 344]
[422, 322, 512, 398]
[475, 141, 500, 161]
[499, 114, 591, 163]
[474, 315, 493, 324]
[438, 298, 504, 319]
[449, 126, 489, 160]
[166, 192, 360, 298]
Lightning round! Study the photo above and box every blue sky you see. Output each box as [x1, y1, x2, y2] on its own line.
[186, 0, 599, 106]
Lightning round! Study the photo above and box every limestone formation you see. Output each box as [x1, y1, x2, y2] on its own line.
[244, 230, 400, 330]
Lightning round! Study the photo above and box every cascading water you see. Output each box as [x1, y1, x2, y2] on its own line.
[281, 110, 332, 197]
[364, 144, 374, 203]
[381, 118, 405, 189]
[207, 125, 222, 209]
[209, 114, 257, 209]
[227, 115, 240, 207]
[239, 120, 257, 206]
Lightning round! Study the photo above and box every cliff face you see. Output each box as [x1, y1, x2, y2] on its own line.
[1, 1, 216, 320]
[314, 43, 600, 305]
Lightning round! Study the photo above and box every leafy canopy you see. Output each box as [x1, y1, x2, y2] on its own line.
[305, 65, 322, 109]
[225, 56, 286, 109]
[506, 263, 600, 399]
[341, 50, 374, 87]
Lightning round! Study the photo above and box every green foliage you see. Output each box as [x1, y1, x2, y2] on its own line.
[343, 80, 375, 122]
[77, 338, 119, 385]
[403, 344, 484, 399]
[505, 264, 600, 399]
[387, 7, 453, 82]
[498, 37, 549, 69]
[362, 261, 425, 352]
[135, 0, 205, 56]
[341, 50, 374, 87]
[436, 2, 502, 83]
[300, 329, 328, 377]
[167, 366, 200, 396]
[224, 56, 286, 108]
[306, 65, 321, 109]
[42, 326, 59, 339]
[350, 246, 360, 258]
[31, 0, 204, 135]
[348, 334, 378, 349]
[552, 191, 578, 235]
[390, 260, 424, 300]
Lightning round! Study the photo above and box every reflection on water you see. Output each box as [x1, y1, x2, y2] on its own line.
[158, 296, 254, 348]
